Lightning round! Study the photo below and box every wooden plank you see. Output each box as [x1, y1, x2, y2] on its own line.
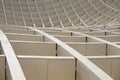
[45, 31, 71, 36]
[107, 45, 120, 55]
[55, 36, 86, 42]
[18, 56, 75, 80]
[85, 32, 106, 36]
[67, 42, 106, 56]
[88, 58, 112, 77]
[19, 57, 47, 80]
[0, 27, 28, 30]
[48, 58, 75, 80]
[11, 41, 56, 56]
[1, 29, 34, 34]
[112, 58, 120, 80]
[77, 60, 101, 80]
[98, 35, 120, 42]
[6, 33, 44, 41]
[57, 45, 73, 56]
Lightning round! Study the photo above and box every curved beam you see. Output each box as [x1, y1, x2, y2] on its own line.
[0, 30, 26, 80]
[99, 0, 120, 12]
[29, 27, 113, 80]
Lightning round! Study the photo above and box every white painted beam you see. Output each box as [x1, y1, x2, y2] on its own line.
[0, 30, 26, 80]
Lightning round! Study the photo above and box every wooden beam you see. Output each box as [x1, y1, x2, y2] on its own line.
[0, 30, 26, 80]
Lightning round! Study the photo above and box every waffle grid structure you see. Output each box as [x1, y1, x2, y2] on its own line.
[0, 0, 120, 80]
[0, 25, 119, 80]
[0, 0, 120, 27]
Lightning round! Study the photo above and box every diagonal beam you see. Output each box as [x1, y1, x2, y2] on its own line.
[29, 27, 113, 80]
